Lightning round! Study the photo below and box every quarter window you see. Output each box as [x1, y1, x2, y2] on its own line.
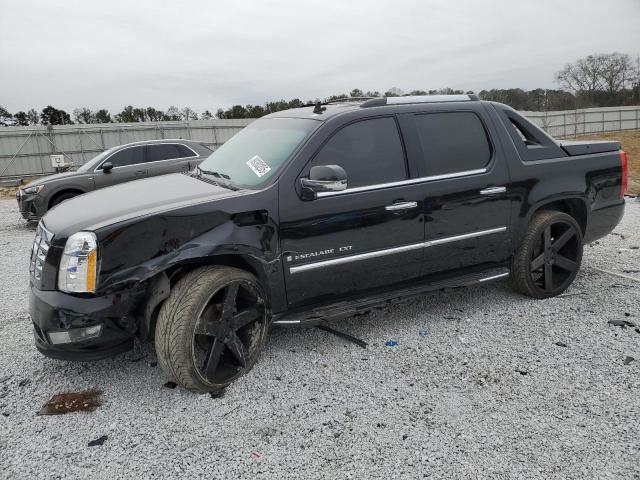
[311, 117, 407, 188]
[147, 144, 190, 162]
[414, 112, 491, 176]
[106, 146, 144, 168]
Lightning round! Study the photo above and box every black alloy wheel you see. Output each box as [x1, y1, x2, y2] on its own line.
[511, 210, 583, 298]
[192, 280, 266, 386]
[155, 266, 268, 393]
[529, 219, 581, 294]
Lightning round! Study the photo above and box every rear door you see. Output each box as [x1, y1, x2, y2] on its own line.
[279, 116, 425, 307]
[401, 106, 512, 276]
[145, 143, 196, 177]
[93, 145, 147, 188]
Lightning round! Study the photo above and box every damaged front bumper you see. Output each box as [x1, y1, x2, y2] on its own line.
[29, 283, 146, 361]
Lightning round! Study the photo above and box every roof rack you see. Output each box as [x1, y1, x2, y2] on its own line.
[325, 97, 376, 105]
[361, 94, 479, 108]
[305, 97, 378, 114]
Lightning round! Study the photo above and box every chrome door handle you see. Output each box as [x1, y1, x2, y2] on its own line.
[480, 186, 506, 195]
[385, 201, 418, 211]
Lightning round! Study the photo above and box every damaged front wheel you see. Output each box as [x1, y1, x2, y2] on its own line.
[155, 266, 268, 393]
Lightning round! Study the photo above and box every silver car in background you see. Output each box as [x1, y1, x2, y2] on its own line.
[16, 139, 212, 220]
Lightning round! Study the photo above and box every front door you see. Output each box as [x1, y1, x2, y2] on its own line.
[279, 116, 425, 308]
[402, 108, 512, 276]
[93, 145, 147, 188]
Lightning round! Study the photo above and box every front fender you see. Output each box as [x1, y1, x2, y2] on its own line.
[94, 199, 286, 313]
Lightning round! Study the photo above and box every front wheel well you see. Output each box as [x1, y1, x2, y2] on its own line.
[140, 257, 262, 341]
[48, 189, 84, 209]
[165, 255, 260, 288]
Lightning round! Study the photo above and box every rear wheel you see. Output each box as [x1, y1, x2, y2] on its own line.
[155, 266, 268, 393]
[510, 210, 583, 298]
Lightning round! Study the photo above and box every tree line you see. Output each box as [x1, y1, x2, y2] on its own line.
[1, 52, 638, 126]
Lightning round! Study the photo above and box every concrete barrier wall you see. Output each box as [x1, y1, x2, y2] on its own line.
[522, 106, 640, 138]
[1, 106, 639, 178]
[0, 119, 254, 178]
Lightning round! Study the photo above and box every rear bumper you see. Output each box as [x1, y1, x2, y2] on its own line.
[29, 283, 145, 361]
[584, 201, 625, 244]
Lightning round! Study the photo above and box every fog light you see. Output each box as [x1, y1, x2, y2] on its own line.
[48, 325, 103, 344]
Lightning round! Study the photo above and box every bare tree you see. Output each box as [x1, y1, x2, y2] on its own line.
[181, 107, 198, 121]
[384, 87, 404, 97]
[164, 106, 181, 121]
[600, 52, 634, 94]
[555, 52, 636, 105]
[555, 54, 606, 94]
[73, 107, 95, 124]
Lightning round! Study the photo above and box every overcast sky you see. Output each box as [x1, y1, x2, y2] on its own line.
[1, 0, 639, 114]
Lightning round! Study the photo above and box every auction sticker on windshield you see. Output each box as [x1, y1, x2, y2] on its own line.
[246, 155, 271, 177]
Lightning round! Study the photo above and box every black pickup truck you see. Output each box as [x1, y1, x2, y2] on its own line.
[28, 95, 628, 393]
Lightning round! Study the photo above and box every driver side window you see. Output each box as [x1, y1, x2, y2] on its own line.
[311, 117, 407, 189]
[105, 146, 144, 168]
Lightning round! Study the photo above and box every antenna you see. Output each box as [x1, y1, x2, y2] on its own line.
[313, 102, 327, 114]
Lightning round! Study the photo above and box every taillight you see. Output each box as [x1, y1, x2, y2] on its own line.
[619, 150, 628, 199]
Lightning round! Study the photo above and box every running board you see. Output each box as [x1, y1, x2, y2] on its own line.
[272, 268, 510, 326]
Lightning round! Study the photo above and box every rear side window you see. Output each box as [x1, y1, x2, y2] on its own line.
[146, 144, 188, 162]
[414, 112, 491, 176]
[176, 144, 198, 157]
[106, 146, 144, 168]
[311, 117, 407, 188]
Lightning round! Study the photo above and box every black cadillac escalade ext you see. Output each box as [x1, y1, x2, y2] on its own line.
[29, 95, 628, 393]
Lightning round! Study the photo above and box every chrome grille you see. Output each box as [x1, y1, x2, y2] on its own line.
[30, 223, 53, 280]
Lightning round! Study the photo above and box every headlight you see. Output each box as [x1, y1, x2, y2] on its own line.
[58, 232, 98, 293]
[22, 185, 45, 195]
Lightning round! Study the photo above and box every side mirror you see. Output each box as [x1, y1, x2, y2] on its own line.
[101, 161, 114, 173]
[300, 165, 347, 200]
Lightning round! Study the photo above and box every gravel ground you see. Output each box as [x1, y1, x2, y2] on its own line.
[0, 198, 639, 479]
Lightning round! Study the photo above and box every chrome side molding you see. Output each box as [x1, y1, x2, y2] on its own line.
[289, 242, 425, 274]
[316, 168, 488, 198]
[289, 226, 507, 274]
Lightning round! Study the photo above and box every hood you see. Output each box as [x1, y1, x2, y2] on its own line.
[24, 171, 80, 188]
[41, 173, 246, 239]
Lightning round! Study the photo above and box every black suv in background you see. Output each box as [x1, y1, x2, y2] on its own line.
[28, 95, 627, 393]
[17, 139, 211, 220]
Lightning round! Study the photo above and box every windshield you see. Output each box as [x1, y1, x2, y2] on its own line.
[196, 117, 319, 189]
[76, 147, 117, 172]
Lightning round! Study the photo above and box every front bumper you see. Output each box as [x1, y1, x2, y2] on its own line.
[29, 283, 145, 361]
[16, 190, 42, 221]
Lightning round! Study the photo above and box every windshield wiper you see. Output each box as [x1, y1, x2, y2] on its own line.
[195, 167, 239, 190]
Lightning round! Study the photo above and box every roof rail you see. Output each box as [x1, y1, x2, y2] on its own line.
[325, 96, 376, 105]
[361, 94, 479, 108]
